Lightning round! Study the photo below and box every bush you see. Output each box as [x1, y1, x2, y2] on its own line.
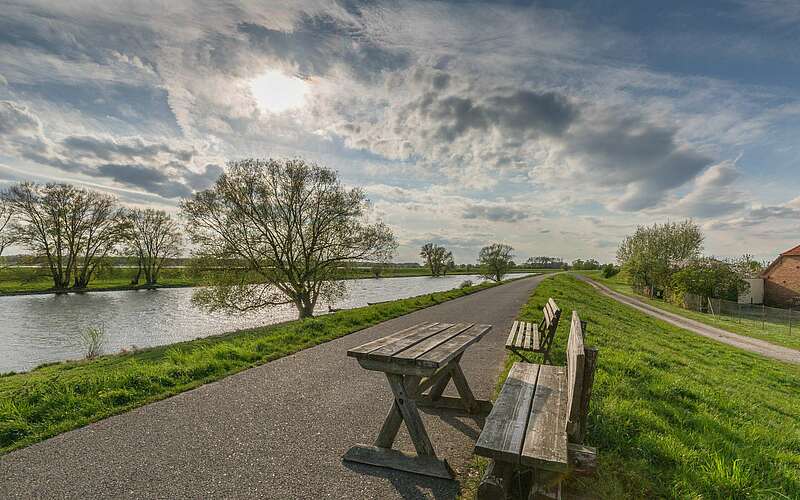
[459, 280, 473, 289]
[78, 326, 106, 360]
[602, 263, 620, 278]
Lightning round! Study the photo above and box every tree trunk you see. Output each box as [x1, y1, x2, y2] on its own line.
[296, 294, 315, 318]
[131, 263, 142, 285]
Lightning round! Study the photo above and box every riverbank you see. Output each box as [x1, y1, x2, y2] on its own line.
[0, 266, 551, 296]
[460, 274, 800, 498]
[0, 276, 527, 455]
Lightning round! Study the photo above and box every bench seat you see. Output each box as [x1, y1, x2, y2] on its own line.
[474, 363, 569, 471]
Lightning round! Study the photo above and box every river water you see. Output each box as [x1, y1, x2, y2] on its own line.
[0, 273, 526, 373]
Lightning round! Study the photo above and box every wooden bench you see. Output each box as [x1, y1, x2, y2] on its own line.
[506, 298, 561, 363]
[475, 311, 598, 499]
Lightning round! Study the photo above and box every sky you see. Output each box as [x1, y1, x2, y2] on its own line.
[0, 0, 798, 264]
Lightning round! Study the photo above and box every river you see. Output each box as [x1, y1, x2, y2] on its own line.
[0, 273, 528, 373]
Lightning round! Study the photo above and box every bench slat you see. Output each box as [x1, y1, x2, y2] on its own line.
[416, 324, 492, 368]
[364, 323, 454, 362]
[347, 322, 438, 358]
[566, 312, 585, 436]
[531, 322, 541, 351]
[520, 365, 569, 471]
[392, 323, 474, 362]
[505, 321, 520, 348]
[522, 322, 532, 350]
[474, 363, 539, 463]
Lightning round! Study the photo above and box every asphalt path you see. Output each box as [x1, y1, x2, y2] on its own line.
[1, 274, 547, 499]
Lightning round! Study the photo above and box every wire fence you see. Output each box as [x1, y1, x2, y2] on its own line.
[683, 293, 798, 335]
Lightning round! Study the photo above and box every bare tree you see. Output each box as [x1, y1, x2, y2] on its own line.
[181, 158, 397, 318]
[126, 208, 182, 285]
[478, 243, 514, 282]
[420, 243, 454, 277]
[6, 182, 127, 289]
[0, 190, 14, 259]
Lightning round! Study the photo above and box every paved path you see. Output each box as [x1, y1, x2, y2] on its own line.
[578, 275, 800, 365]
[0, 275, 546, 499]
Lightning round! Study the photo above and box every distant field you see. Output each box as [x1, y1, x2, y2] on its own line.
[461, 274, 800, 499]
[584, 270, 800, 351]
[0, 266, 552, 295]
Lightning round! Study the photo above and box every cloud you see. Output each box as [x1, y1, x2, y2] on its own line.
[0, 100, 43, 136]
[463, 203, 529, 222]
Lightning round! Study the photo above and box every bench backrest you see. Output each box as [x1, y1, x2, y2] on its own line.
[539, 298, 561, 351]
[566, 311, 586, 439]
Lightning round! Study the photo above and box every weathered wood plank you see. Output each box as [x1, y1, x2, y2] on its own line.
[356, 357, 437, 376]
[522, 322, 532, 350]
[531, 321, 541, 351]
[366, 323, 454, 362]
[416, 395, 493, 415]
[416, 324, 492, 368]
[566, 311, 585, 436]
[342, 445, 454, 479]
[477, 460, 514, 500]
[520, 365, 569, 471]
[347, 322, 438, 358]
[474, 363, 539, 463]
[574, 346, 598, 444]
[392, 323, 474, 363]
[506, 321, 520, 348]
[567, 443, 598, 476]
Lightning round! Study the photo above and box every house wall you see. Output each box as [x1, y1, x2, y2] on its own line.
[738, 278, 764, 304]
[763, 255, 800, 308]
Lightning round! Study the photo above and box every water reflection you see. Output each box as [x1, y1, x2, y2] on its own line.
[0, 274, 525, 372]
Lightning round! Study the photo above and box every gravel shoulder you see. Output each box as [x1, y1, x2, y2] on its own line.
[578, 275, 800, 365]
[0, 274, 546, 499]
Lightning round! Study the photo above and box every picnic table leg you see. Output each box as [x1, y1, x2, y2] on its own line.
[450, 362, 479, 413]
[343, 373, 454, 479]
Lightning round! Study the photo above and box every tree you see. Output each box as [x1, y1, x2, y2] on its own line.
[478, 243, 514, 282]
[126, 208, 182, 285]
[420, 243, 454, 277]
[616, 220, 703, 296]
[0, 191, 14, 259]
[181, 158, 397, 318]
[5, 182, 127, 289]
[668, 258, 749, 303]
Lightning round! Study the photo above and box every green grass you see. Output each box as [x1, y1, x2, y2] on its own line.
[462, 274, 800, 499]
[584, 270, 800, 352]
[0, 266, 551, 295]
[0, 279, 508, 455]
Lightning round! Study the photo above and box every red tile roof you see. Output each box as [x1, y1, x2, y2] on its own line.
[782, 244, 800, 256]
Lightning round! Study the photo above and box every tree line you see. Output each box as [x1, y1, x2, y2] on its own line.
[0, 183, 182, 289]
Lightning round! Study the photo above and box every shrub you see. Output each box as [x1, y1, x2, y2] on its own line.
[459, 280, 473, 289]
[78, 326, 105, 360]
[602, 263, 620, 278]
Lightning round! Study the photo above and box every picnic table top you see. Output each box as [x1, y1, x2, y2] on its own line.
[347, 321, 492, 371]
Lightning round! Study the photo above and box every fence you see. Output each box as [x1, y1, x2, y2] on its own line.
[683, 293, 797, 335]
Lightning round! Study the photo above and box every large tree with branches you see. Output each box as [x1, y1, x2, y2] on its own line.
[181, 158, 397, 318]
[0, 190, 14, 260]
[420, 243, 454, 277]
[478, 243, 514, 282]
[5, 182, 127, 289]
[126, 208, 182, 285]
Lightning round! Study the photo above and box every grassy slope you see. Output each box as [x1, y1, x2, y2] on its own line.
[462, 274, 800, 499]
[0, 266, 552, 294]
[0, 279, 509, 455]
[584, 270, 800, 352]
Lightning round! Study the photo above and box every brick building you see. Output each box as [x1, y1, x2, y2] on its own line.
[760, 244, 800, 308]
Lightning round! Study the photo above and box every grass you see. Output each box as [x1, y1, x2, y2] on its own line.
[0, 266, 551, 295]
[461, 274, 800, 499]
[0, 278, 510, 455]
[584, 270, 800, 352]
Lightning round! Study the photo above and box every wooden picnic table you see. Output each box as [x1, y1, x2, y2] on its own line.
[343, 321, 493, 479]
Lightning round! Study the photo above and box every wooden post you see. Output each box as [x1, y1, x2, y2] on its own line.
[478, 460, 514, 500]
[576, 347, 598, 444]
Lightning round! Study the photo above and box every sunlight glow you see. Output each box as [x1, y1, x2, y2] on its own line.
[249, 70, 310, 114]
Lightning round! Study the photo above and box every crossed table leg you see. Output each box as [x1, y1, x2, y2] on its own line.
[343, 353, 493, 479]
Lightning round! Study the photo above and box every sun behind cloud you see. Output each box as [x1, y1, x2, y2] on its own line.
[249, 69, 310, 114]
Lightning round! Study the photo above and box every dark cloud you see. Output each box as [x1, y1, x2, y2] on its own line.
[238, 13, 409, 80]
[0, 100, 41, 136]
[63, 135, 193, 162]
[560, 115, 713, 210]
[95, 163, 192, 198]
[462, 203, 529, 222]
[184, 164, 224, 190]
